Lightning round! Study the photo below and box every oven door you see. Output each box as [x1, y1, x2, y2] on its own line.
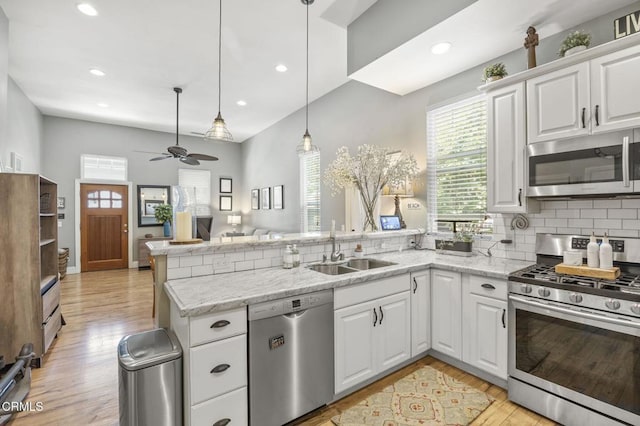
[508, 294, 640, 425]
[527, 135, 634, 197]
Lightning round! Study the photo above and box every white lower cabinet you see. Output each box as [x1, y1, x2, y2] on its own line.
[191, 387, 248, 426]
[430, 269, 462, 360]
[410, 271, 430, 356]
[462, 275, 508, 379]
[334, 274, 410, 394]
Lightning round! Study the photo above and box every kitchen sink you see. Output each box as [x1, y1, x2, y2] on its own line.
[307, 264, 356, 275]
[345, 258, 397, 270]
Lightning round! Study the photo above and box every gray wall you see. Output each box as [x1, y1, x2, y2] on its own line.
[41, 117, 243, 266]
[0, 7, 8, 159]
[242, 1, 640, 233]
[6, 78, 43, 173]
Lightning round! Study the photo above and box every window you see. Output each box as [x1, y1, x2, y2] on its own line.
[427, 94, 487, 233]
[81, 154, 127, 181]
[300, 152, 321, 232]
[178, 169, 211, 215]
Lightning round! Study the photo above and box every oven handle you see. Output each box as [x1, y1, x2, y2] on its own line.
[509, 295, 640, 329]
[623, 136, 630, 187]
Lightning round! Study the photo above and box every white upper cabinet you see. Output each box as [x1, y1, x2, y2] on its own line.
[590, 44, 640, 133]
[526, 63, 590, 143]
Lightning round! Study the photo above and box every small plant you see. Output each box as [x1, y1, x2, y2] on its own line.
[483, 63, 507, 82]
[154, 204, 173, 224]
[559, 30, 591, 57]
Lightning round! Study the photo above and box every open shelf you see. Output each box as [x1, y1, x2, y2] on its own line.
[40, 239, 56, 247]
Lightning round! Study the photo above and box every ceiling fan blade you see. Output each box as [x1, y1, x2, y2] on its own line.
[150, 155, 172, 161]
[187, 153, 219, 161]
[180, 156, 200, 166]
[135, 150, 168, 155]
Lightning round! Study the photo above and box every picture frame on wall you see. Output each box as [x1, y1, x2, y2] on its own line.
[261, 187, 271, 210]
[220, 177, 232, 193]
[273, 185, 284, 209]
[220, 195, 232, 211]
[251, 189, 260, 210]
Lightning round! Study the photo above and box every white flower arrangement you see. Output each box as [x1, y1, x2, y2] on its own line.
[324, 144, 419, 231]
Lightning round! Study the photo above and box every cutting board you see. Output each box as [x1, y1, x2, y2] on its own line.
[554, 263, 620, 280]
[169, 238, 203, 245]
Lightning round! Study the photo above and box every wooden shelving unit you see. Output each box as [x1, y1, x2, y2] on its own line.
[0, 173, 62, 366]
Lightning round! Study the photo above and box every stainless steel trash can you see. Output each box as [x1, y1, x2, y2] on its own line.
[118, 328, 182, 426]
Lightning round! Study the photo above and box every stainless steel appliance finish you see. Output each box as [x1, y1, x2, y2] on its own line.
[249, 290, 334, 426]
[118, 328, 182, 426]
[508, 234, 640, 426]
[526, 130, 639, 197]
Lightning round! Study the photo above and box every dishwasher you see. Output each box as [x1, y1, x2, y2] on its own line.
[249, 289, 334, 426]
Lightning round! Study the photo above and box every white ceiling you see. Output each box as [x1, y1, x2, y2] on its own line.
[350, 0, 639, 95]
[1, 0, 637, 142]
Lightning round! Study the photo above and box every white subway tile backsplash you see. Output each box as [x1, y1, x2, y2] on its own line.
[167, 256, 180, 269]
[244, 250, 264, 261]
[608, 209, 637, 219]
[542, 200, 568, 209]
[580, 209, 607, 219]
[537, 210, 557, 218]
[192, 265, 214, 277]
[167, 267, 191, 280]
[254, 258, 272, 269]
[567, 200, 593, 209]
[224, 251, 245, 262]
[180, 255, 203, 267]
[202, 255, 214, 265]
[622, 220, 640, 230]
[545, 218, 567, 227]
[622, 200, 640, 209]
[593, 199, 620, 209]
[235, 260, 254, 272]
[593, 219, 622, 229]
[556, 209, 580, 219]
[610, 229, 639, 237]
[566, 218, 593, 228]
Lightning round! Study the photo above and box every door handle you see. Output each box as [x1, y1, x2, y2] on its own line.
[210, 363, 230, 374]
[210, 320, 230, 329]
[213, 419, 231, 426]
[595, 104, 600, 126]
[378, 306, 383, 325]
[481, 283, 496, 290]
[581, 107, 586, 128]
[502, 309, 506, 328]
[413, 277, 418, 294]
[373, 308, 378, 327]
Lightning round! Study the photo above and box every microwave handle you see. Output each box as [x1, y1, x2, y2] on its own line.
[623, 136, 630, 187]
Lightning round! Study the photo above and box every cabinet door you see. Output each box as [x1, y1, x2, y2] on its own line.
[527, 62, 590, 143]
[410, 272, 430, 356]
[430, 270, 462, 360]
[487, 82, 529, 213]
[376, 291, 411, 372]
[334, 301, 377, 393]
[591, 44, 640, 133]
[463, 293, 507, 379]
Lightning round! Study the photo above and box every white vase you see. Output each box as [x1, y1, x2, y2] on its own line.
[486, 75, 503, 82]
[565, 45, 587, 56]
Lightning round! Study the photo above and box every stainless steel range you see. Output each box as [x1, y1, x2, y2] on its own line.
[507, 234, 640, 426]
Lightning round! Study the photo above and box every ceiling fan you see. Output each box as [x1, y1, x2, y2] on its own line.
[147, 87, 219, 166]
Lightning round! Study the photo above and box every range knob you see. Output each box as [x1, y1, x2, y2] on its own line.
[520, 284, 532, 294]
[538, 288, 551, 297]
[605, 299, 621, 310]
[569, 293, 583, 303]
[631, 303, 640, 315]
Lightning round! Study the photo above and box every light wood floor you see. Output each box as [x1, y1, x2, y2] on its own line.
[7, 269, 553, 426]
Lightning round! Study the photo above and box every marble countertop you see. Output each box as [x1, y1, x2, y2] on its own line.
[165, 250, 533, 317]
[147, 229, 423, 256]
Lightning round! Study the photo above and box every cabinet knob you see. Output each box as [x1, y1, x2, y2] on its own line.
[210, 363, 230, 374]
[213, 419, 231, 426]
[210, 320, 230, 329]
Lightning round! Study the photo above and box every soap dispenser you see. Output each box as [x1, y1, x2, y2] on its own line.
[599, 233, 613, 269]
[587, 232, 599, 268]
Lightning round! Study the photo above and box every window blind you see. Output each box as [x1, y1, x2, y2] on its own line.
[81, 154, 127, 181]
[178, 169, 211, 215]
[300, 152, 321, 232]
[427, 95, 487, 231]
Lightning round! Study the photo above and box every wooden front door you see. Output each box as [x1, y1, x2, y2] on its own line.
[80, 184, 129, 272]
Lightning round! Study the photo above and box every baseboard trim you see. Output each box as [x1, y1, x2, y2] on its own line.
[66, 266, 79, 275]
[428, 350, 507, 389]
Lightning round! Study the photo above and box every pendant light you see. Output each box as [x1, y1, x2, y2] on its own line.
[204, 0, 233, 142]
[296, 0, 319, 156]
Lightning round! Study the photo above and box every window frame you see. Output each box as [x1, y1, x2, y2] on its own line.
[299, 152, 321, 233]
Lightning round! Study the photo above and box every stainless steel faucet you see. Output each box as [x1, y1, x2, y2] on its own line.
[330, 236, 343, 262]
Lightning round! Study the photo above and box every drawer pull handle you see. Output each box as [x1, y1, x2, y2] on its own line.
[211, 364, 230, 374]
[481, 283, 496, 290]
[213, 419, 231, 426]
[210, 320, 230, 329]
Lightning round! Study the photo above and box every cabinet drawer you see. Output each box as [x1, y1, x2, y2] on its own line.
[42, 279, 60, 320]
[191, 386, 248, 426]
[467, 275, 507, 300]
[334, 274, 409, 309]
[43, 305, 61, 353]
[190, 307, 247, 346]
[190, 334, 247, 404]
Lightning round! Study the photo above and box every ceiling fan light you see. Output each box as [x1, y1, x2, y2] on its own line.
[204, 112, 234, 142]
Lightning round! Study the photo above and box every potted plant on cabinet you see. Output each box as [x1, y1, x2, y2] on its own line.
[559, 30, 591, 57]
[154, 204, 173, 237]
[483, 63, 507, 82]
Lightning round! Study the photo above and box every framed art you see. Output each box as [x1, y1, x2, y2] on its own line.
[57, 197, 66, 209]
[220, 195, 233, 211]
[273, 185, 284, 209]
[261, 187, 271, 210]
[144, 200, 163, 216]
[251, 189, 260, 210]
[220, 177, 232, 194]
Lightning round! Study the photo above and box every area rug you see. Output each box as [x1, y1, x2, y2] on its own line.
[331, 365, 494, 426]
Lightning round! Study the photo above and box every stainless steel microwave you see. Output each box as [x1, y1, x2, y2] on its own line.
[527, 129, 640, 197]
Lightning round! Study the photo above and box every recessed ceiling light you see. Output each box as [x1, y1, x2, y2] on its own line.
[97, 102, 109, 108]
[275, 64, 288, 73]
[431, 42, 452, 55]
[236, 100, 247, 106]
[89, 68, 105, 77]
[77, 3, 98, 16]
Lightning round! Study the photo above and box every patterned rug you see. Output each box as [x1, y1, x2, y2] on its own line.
[331, 365, 494, 426]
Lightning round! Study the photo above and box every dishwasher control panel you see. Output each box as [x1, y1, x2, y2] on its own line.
[248, 289, 334, 321]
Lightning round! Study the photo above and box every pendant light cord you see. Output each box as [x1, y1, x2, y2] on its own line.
[305, 0, 309, 132]
[176, 88, 180, 145]
[218, 0, 223, 115]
